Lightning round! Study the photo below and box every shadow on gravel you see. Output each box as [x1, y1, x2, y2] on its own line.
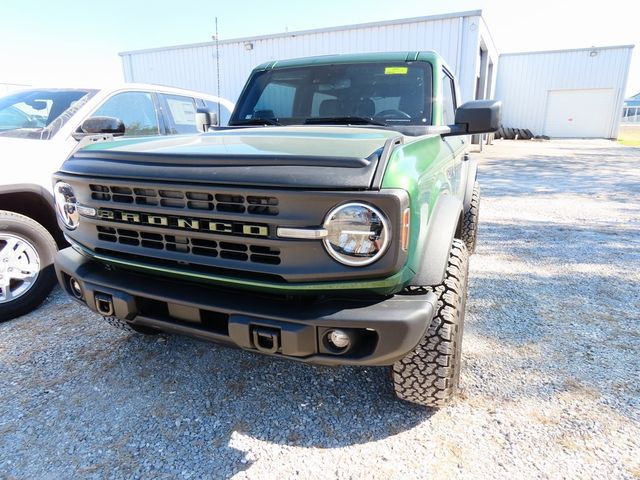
[479, 218, 640, 266]
[479, 148, 640, 201]
[1, 307, 438, 478]
[466, 266, 640, 423]
[0, 283, 446, 479]
[113, 333, 435, 444]
[73, 334, 436, 477]
[461, 140, 640, 423]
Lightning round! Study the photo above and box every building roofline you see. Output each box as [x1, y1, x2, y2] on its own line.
[119, 10, 483, 56]
[478, 15, 498, 54]
[500, 44, 635, 57]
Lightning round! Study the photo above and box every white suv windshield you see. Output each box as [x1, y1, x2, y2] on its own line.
[0, 89, 97, 139]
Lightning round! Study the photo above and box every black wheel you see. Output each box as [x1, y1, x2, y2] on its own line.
[461, 182, 480, 254]
[102, 316, 160, 335]
[0, 211, 57, 321]
[505, 128, 515, 140]
[392, 239, 469, 408]
[524, 129, 533, 139]
[495, 127, 504, 139]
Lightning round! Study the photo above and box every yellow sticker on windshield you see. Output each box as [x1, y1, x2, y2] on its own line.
[384, 67, 408, 75]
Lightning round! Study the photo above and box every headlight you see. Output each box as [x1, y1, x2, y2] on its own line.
[323, 202, 390, 266]
[54, 182, 79, 230]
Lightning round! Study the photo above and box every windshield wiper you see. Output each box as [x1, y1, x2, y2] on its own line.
[304, 116, 387, 126]
[230, 118, 282, 126]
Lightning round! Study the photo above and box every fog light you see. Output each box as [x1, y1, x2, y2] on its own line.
[69, 277, 83, 299]
[327, 329, 351, 349]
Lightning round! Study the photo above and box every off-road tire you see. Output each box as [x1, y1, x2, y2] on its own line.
[392, 239, 469, 408]
[0, 210, 57, 322]
[102, 316, 159, 335]
[461, 182, 480, 254]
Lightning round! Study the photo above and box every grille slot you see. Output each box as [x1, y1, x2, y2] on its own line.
[96, 226, 280, 265]
[133, 188, 158, 206]
[89, 184, 278, 216]
[247, 196, 279, 215]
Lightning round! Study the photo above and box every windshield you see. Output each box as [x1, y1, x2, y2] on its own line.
[230, 62, 432, 127]
[0, 89, 97, 139]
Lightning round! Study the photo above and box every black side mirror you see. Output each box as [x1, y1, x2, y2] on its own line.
[73, 116, 125, 140]
[196, 108, 218, 132]
[448, 100, 502, 135]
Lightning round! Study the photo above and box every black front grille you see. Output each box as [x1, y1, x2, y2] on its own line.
[96, 226, 280, 265]
[89, 184, 279, 215]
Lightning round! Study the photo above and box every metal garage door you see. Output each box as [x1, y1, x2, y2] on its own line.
[543, 88, 615, 138]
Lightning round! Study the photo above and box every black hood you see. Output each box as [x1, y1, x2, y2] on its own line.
[60, 127, 402, 190]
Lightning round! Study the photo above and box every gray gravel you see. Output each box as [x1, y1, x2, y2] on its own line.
[1, 139, 639, 479]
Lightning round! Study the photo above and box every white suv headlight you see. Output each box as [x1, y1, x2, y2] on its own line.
[54, 182, 79, 230]
[323, 202, 390, 266]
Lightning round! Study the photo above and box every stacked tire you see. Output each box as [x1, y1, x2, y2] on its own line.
[494, 127, 533, 140]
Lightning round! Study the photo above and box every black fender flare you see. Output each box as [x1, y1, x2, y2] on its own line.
[0, 183, 63, 245]
[463, 156, 478, 212]
[0, 183, 55, 206]
[408, 194, 464, 287]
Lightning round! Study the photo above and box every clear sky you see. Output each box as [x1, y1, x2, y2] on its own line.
[1, 0, 638, 96]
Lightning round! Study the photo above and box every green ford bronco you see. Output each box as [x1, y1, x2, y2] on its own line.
[53, 52, 500, 407]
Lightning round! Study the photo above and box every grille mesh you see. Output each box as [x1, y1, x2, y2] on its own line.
[96, 226, 280, 265]
[89, 184, 279, 215]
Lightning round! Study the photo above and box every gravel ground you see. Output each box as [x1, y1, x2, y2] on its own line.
[1, 139, 639, 479]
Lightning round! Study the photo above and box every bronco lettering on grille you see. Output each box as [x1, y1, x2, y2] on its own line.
[95, 208, 269, 237]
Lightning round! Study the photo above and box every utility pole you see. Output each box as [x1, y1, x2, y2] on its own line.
[215, 17, 221, 123]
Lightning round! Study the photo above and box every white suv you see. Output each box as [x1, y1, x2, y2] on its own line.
[0, 84, 234, 320]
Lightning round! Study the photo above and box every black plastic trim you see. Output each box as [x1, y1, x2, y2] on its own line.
[56, 247, 437, 366]
[408, 194, 463, 287]
[54, 173, 410, 283]
[0, 183, 54, 205]
[370, 136, 403, 189]
[61, 150, 381, 190]
[463, 157, 478, 211]
[72, 149, 372, 168]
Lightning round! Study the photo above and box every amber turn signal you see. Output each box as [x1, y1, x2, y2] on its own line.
[401, 208, 410, 250]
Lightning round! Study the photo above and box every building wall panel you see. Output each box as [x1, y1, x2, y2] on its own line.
[120, 12, 489, 105]
[495, 46, 633, 137]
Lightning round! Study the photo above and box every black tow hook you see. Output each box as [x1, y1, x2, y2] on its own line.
[251, 327, 281, 354]
[94, 293, 115, 316]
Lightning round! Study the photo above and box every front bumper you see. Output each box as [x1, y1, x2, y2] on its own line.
[55, 247, 437, 366]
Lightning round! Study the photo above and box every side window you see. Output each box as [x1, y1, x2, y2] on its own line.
[92, 92, 159, 136]
[252, 83, 295, 118]
[441, 72, 457, 125]
[204, 100, 231, 126]
[160, 94, 198, 134]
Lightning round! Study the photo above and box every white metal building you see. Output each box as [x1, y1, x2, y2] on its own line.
[119, 10, 633, 138]
[495, 45, 633, 138]
[120, 10, 498, 106]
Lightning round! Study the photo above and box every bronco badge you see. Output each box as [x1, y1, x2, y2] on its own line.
[93, 208, 269, 237]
